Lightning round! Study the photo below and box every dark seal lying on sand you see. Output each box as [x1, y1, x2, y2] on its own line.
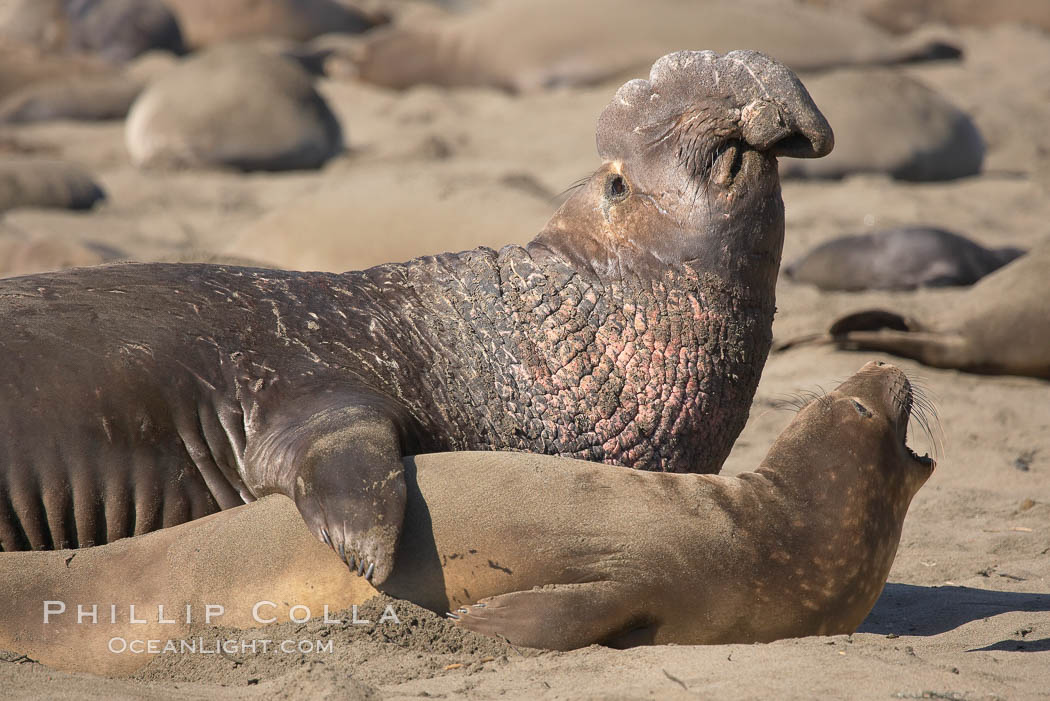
[784, 226, 1024, 291]
[0, 50, 833, 584]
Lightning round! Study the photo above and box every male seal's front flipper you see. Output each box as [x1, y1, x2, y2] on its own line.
[244, 389, 409, 585]
[451, 582, 644, 651]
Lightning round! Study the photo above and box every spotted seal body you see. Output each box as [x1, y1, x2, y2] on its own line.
[0, 50, 833, 582]
[426, 362, 935, 648]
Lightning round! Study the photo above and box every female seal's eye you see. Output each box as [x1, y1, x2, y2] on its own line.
[605, 174, 629, 201]
[851, 399, 872, 418]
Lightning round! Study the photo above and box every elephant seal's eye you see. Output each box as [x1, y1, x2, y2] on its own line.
[605, 174, 629, 202]
[851, 399, 872, 418]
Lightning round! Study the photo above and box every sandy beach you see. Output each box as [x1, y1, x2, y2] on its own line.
[1, 1, 1049, 698]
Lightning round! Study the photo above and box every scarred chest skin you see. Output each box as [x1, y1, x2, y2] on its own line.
[329, 244, 775, 474]
[0, 241, 772, 508]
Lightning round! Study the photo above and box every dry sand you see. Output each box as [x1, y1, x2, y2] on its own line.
[1, 14, 1049, 701]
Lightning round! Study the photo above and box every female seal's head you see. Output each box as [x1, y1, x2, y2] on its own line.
[533, 50, 833, 286]
[787, 361, 937, 499]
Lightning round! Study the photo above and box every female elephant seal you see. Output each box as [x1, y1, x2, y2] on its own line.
[777, 241, 1050, 379]
[0, 362, 934, 672]
[429, 361, 935, 648]
[0, 50, 833, 583]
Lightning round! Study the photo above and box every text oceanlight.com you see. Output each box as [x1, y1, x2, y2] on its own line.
[108, 637, 336, 655]
[42, 601, 402, 655]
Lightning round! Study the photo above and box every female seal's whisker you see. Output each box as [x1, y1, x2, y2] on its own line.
[906, 381, 944, 459]
[811, 385, 834, 410]
[772, 393, 809, 413]
[907, 375, 942, 402]
[774, 385, 835, 413]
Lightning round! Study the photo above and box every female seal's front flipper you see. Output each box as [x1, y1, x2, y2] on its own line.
[244, 389, 411, 585]
[450, 582, 647, 651]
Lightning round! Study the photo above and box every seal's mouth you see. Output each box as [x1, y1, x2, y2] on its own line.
[696, 137, 776, 200]
[708, 140, 746, 186]
[896, 376, 937, 470]
[707, 139, 768, 190]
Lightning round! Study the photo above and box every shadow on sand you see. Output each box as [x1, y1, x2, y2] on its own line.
[858, 582, 1050, 637]
[967, 637, 1050, 653]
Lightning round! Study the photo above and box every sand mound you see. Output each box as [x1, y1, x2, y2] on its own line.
[132, 596, 533, 689]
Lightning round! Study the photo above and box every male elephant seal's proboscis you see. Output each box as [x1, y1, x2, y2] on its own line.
[0, 362, 933, 672]
[0, 50, 833, 583]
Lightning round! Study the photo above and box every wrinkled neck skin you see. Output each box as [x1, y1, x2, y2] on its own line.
[369, 218, 778, 475]
[320, 150, 785, 475]
[449, 154, 785, 474]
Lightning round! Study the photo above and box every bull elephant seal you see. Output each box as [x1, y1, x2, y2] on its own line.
[776, 242, 1050, 379]
[0, 362, 933, 672]
[784, 227, 1025, 291]
[0, 50, 833, 584]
